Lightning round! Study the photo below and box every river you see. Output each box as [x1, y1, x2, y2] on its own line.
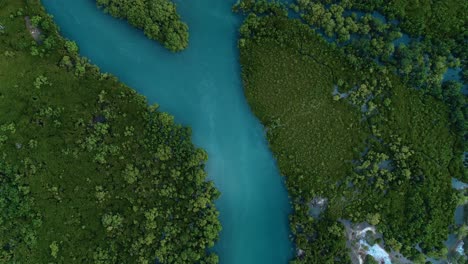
[41, 0, 293, 263]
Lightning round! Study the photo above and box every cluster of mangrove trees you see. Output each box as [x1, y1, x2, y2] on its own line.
[235, 0, 466, 262]
[96, 0, 189, 52]
[0, 1, 219, 263]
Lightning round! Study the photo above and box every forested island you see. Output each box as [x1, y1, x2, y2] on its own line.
[0, 1, 219, 263]
[235, 0, 467, 263]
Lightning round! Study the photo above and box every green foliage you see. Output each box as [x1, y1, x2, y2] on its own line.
[290, 0, 467, 110]
[364, 255, 379, 264]
[101, 213, 123, 233]
[237, 5, 461, 261]
[366, 213, 380, 226]
[0, 1, 220, 263]
[30, 15, 41, 27]
[33, 74, 51, 89]
[352, 0, 467, 42]
[49, 241, 59, 259]
[64, 39, 78, 54]
[0, 163, 41, 263]
[96, 0, 189, 52]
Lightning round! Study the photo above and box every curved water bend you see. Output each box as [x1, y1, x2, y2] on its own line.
[42, 0, 293, 263]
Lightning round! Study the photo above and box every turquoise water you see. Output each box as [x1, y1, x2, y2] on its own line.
[41, 0, 292, 263]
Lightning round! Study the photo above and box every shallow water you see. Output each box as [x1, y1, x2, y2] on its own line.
[41, 0, 293, 263]
[360, 240, 391, 264]
[452, 178, 468, 190]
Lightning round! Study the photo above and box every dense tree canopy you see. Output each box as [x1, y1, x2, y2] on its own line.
[96, 0, 189, 52]
[235, 0, 466, 262]
[0, 1, 219, 263]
